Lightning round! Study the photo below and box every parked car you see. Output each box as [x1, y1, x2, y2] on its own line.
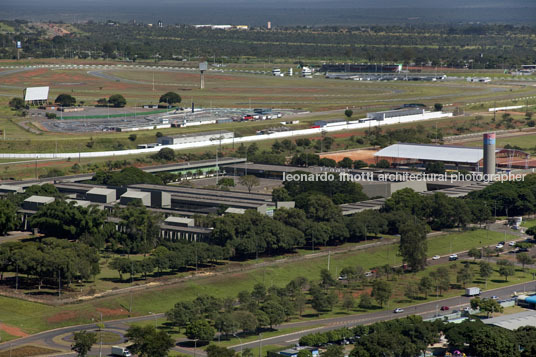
[432, 255, 440, 260]
[394, 308, 404, 313]
[440, 306, 450, 311]
[338, 275, 347, 281]
[496, 244, 504, 249]
[509, 241, 516, 246]
[449, 254, 458, 261]
[364, 271, 373, 277]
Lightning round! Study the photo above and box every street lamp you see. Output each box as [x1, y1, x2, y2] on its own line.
[233, 333, 243, 355]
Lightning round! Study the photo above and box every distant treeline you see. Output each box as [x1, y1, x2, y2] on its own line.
[1, 21, 535, 68]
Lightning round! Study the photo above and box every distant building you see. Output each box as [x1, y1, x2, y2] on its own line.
[267, 21, 271, 29]
[157, 20, 163, 28]
[157, 130, 234, 146]
[320, 63, 402, 73]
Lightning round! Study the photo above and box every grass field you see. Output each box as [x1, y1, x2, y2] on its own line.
[463, 132, 536, 152]
[0, 60, 535, 155]
[0, 227, 517, 336]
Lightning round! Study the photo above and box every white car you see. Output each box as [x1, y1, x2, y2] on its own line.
[432, 255, 441, 260]
[394, 308, 404, 313]
[449, 254, 458, 261]
[496, 244, 504, 249]
[509, 241, 516, 246]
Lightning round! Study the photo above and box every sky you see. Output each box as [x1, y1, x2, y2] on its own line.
[1, 0, 535, 25]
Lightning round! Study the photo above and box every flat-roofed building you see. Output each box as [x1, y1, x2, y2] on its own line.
[23, 195, 55, 211]
[87, 188, 116, 203]
[0, 185, 23, 194]
[157, 130, 234, 146]
[164, 216, 194, 227]
[120, 190, 151, 206]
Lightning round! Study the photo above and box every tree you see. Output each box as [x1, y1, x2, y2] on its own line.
[97, 98, 108, 106]
[108, 94, 127, 107]
[262, 301, 286, 328]
[376, 159, 390, 168]
[457, 264, 474, 288]
[472, 327, 518, 357]
[430, 267, 450, 295]
[166, 301, 200, 332]
[479, 261, 494, 286]
[371, 280, 392, 307]
[128, 134, 137, 141]
[0, 200, 18, 235]
[337, 157, 354, 169]
[498, 260, 516, 281]
[468, 247, 482, 260]
[185, 319, 215, 342]
[321, 345, 344, 357]
[206, 344, 237, 357]
[418, 276, 433, 298]
[159, 92, 182, 105]
[218, 178, 235, 188]
[71, 330, 97, 357]
[298, 350, 313, 357]
[359, 293, 373, 309]
[126, 325, 175, 357]
[398, 220, 428, 271]
[404, 282, 419, 300]
[344, 109, 353, 119]
[55, 94, 76, 107]
[517, 252, 534, 271]
[434, 103, 443, 111]
[152, 147, 175, 161]
[342, 293, 355, 311]
[239, 175, 260, 193]
[9, 97, 25, 110]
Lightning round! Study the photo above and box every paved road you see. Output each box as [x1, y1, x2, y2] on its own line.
[1, 278, 534, 357]
[230, 280, 536, 353]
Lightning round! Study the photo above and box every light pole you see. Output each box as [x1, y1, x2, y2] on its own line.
[99, 311, 103, 357]
[233, 334, 243, 355]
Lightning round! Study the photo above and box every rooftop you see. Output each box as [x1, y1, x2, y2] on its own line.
[121, 190, 150, 199]
[483, 310, 536, 330]
[24, 195, 55, 203]
[164, 130, 233, 139]
[374, 143, 491, 164]
[87, 187, 116, 195]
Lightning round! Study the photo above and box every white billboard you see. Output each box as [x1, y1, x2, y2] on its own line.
[24, 86, 49, 101]
[199, 61, 208, 71]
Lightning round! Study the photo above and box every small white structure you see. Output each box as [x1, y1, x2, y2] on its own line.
[301, 67, 312, 78]
[225, 207, 246, 215]
[24, 86, 49, 104]
[164, 216, 194, 227]
[272, 68, 283, 76]
[158, 130, 234, 145]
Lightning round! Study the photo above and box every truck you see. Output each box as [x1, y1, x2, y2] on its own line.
[465, 287, 480, 297]
[111, 346, 132, 357]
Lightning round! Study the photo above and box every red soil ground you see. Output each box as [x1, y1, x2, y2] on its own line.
[319, 149, 378, 164]
[0, 323, 29, 337]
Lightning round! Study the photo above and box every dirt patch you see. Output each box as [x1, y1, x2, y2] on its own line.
[0, 345, 60, 357]
[46, 310, 77, 324]
[320, 149, 378, 164]
[0, 323, 28, 337]
[96, 307, 129, 317]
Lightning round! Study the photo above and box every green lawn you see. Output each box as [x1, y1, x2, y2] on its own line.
[0, 227, 517, 335]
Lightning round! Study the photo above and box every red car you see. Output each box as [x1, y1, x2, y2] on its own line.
[440, 306, 450, 311]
